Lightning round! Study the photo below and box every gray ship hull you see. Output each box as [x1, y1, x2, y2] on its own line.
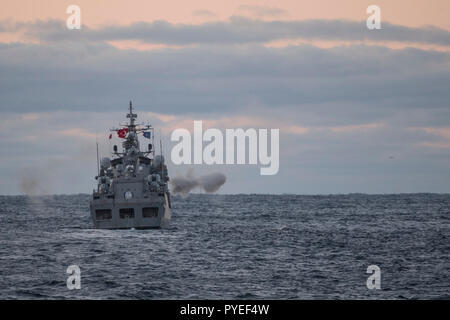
[90, 192, 171, 229]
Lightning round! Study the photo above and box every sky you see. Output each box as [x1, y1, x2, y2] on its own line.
[0, 0, 450, 195]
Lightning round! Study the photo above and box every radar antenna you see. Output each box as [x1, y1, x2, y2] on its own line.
[126, 100, 137, 127]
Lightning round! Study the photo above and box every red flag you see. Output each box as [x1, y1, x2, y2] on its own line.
[117, 128, 129, 138]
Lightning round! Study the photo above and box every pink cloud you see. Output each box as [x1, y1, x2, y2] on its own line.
[420, 127, 450, 140]
[329, 122, 383, 133]
[59, 128, 97, 140]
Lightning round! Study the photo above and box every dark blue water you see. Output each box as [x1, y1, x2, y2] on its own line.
[0, 193, 448, 299]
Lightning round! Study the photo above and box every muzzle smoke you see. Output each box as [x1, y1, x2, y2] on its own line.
[169, 170, 226, 195]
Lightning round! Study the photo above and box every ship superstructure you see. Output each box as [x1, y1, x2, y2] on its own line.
[90, 101, 171, 229]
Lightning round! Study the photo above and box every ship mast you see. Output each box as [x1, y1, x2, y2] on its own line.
[110, 101, 154, 157]
[127, 100, 137, 130]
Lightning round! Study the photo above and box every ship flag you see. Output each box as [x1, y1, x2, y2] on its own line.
[117, 128, 129, 138]
[143, 131, 151, 139]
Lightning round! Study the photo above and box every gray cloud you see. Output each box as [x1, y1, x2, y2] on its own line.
[2, 109, 449, 195]
[192, 10, 217, 19]
[0, 40, 449, 129]
[1, 18, 450, 194]
[2, 17, 450, 46]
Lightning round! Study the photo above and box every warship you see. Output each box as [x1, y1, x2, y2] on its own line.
[90, 101, 171, 229]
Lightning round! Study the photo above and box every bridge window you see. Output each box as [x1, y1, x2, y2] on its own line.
[142, 207, 158, 218]
[119, 208, 135, 219]
[96, 209, 112, 220]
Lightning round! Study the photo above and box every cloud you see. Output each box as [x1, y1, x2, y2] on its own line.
[1, 109, 450, 194]
[192, 10, 217, 19]
[412, 127, 450, 149]
[329, 122, 383, 133]
[0, 39, 449, 128]
[236, 5, 287, 18]
[1, 18, 450, 194]
[419, 127, 450, 140]
[2, 17, 450, 47]
[59, 128, 97, 140]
